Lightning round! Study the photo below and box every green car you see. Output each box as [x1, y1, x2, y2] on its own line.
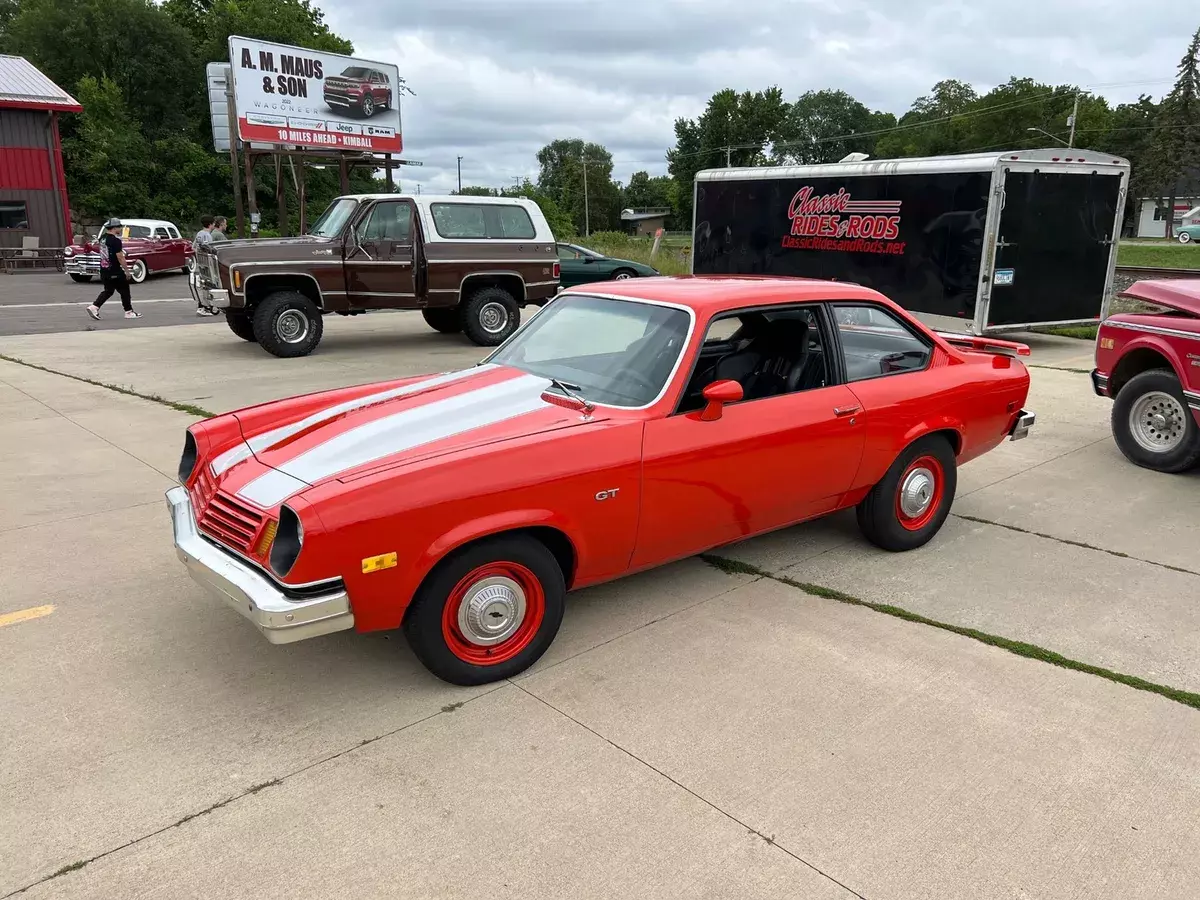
[556, 242, 659, 288]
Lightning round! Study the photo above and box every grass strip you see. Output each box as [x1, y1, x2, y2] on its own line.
[0, 352, 215, 418]
[700, 553, 1200, 712]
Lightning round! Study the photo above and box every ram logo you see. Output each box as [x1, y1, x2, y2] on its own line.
[595, 488, 620, 501]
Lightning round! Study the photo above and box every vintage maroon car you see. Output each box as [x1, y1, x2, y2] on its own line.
[1091, 279, 1200, 472]
[64, 218, 194, 284]
[167, 276, 1035, 685]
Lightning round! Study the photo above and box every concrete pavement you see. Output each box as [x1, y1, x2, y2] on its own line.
[1, 322, 1198, 900]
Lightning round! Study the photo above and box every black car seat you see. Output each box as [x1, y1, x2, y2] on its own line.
[712, 318, 810, 400]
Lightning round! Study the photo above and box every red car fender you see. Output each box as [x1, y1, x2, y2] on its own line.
[417, 508, 580, 587]
[1103, 330, 1188, 387]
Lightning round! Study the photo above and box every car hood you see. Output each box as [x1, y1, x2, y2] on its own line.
[213, 364, 591, 510]
[1117, 279, 1200, 317]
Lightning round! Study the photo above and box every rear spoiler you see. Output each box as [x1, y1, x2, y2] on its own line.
[935, 332, 1031, 358]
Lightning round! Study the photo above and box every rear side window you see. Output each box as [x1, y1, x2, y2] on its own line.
[431, 203, 536, 240]
[833, 303, 932, 382]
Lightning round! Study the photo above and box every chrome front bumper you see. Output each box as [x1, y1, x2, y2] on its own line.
[64, 256, 100, 275]
[1009, 409, 1036, 441]
[166, 486, 354, 644]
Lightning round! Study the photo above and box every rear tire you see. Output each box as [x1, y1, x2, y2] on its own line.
[857, 434, 957, 552]
[459, 286, 520, 346]
[252, 291, 324, 358]
[226, 310, 257, 342]
[1111, 369, 1200, 473]
[422, 307, 462, 334]
[69, 273, 92, 283]
[403, 535, 566, 685]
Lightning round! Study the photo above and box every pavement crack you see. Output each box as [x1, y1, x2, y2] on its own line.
[2, 686, 508, 897]
[511, 680, 871, 900]
[697, 555, 1200, 713]
[952, 513, 1200, 577]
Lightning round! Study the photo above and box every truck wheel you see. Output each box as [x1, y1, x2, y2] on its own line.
[1111, 369, 1200, 473]
[252, 291, 324, 358]
[856, 435, 957, 552]
[69, 273, 92, 283]
[403, 534, 566, 685]
[226, 310, 257, 342]
[460, 286, 520, 346]
[422, 307, 462, 334]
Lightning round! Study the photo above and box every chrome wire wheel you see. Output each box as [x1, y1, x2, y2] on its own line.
[276, 308, 311, 344]
[1129, 391, 1187, 453]
[478, 301, 510, 335]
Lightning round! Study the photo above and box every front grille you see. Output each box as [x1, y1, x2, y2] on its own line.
[198, 491, 265, 554]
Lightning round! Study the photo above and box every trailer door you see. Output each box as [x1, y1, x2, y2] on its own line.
[987, 169, 1122, 328]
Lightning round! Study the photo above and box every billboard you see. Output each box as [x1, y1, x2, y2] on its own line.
[227, 36, 403, 153]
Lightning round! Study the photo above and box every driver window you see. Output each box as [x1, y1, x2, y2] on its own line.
[153, 227, 170, 239]
[358, 202, 411, 244]
[556, 245, 579, 261]
[678, 305, 829, 413]
[833, 303, 932, 382]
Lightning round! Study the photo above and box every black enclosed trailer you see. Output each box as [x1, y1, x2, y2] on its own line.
[691, 149, 1130, 334]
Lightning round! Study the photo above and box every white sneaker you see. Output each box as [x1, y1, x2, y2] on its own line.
[196, 307, 214, 316]
[86, 305, 101, 320]
[124, 310, 142, 319]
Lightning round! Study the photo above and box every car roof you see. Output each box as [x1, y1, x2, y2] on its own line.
[335, 193, 539, 207]
[121, 219, 176, 228]
[564, 275, 888, 314]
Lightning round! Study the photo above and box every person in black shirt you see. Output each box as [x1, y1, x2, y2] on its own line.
[85, 218, 141, 320]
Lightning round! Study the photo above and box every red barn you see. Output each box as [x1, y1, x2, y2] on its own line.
[0, 55, 80, 250]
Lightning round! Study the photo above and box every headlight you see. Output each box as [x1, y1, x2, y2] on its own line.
[178, 430, 198, 483]
[269, 504, 304, 576]
[64, 247, 74, 257]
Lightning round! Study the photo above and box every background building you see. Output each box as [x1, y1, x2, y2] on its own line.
[0, 55, 80, 250]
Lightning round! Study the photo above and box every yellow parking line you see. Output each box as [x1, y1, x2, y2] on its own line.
[0, 605, 55, 629]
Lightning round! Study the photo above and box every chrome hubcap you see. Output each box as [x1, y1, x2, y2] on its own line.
[899, 467, 936, 518]
[277, 309, 310, 344]
[479, 301, 509, 335]
[1130, 391, 1186, 453]
[456, 576, 526, 646]
[615, 272, 633, 280]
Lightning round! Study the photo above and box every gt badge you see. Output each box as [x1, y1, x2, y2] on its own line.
[595, 489, 620, 501]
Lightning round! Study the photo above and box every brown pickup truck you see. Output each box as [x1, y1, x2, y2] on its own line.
[191, 193, 561, 357]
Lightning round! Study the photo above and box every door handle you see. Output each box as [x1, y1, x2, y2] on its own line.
[834, 405, 861, 417]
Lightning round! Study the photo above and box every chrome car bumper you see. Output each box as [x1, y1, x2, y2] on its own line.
[65, 256, 100, 275]
[1091, 370, 1109, 397]
[166, 486, 354, 643]
[1009, 409, 1036, 441]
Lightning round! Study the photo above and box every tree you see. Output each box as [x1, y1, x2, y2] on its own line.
[776, 89, 895, 164]
[536, 138, 621, 235]
[1143, 27, 1200, 239]
[454, 186, 501, 196]
[501, 179, 575, 238]
[61, 76, 154, 218]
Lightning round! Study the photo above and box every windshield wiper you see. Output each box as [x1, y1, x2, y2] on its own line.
[548, 378, 594, 413]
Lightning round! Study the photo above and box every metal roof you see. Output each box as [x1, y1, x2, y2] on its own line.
[0, 56, 82, 112]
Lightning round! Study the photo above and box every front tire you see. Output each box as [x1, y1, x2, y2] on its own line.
[128, 260, 148, 284]
[612, 268, 637, 280]
[69, 273, 92, 283]
[252, 291, 324, 358]
[857, 434, 957, 552]
[1111, 369, 1200, 473]
[422, 307, 462, 334]
[226, 310, 257, 342]
[403, 535, 566, 685]
[1180, 232, 1193, 244]
[459, 286, 520, 346]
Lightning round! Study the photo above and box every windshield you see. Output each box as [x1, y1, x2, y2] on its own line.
[486, 294, 691, 407]
[309, 198, 358, 237]
[341, 67, 370, 78]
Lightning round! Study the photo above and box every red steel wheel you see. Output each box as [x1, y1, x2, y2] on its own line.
[894, 455, 945, 532]
[440, 562, 546, 666]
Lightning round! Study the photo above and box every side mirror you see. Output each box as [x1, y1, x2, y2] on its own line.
[699, 379, 743, 421]
[583, 256, 595, 264]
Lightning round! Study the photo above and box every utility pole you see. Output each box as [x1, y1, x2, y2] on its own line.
[1067, 92, 1080, 148]
[457, 156, 463, 193]
[725, 146, 732, 167]
[582, 158, 590, 237]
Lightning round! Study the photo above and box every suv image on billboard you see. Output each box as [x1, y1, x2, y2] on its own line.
[324, 66, 392, 118]
[190, 194, 561, 358]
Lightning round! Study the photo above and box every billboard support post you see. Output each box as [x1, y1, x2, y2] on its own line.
[384, 153, 393, 192]
[339, 157, 350, 194]
[297, 160, 307, 235]
[244, 151, 259, 236]
[225, 89, 245, 238]
[274, 154, 288, 237]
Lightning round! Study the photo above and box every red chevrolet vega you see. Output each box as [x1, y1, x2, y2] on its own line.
[167, 277, 1035, 684]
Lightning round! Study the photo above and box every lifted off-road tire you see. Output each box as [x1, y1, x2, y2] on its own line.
[252, 291, 324, 358]
[459, 286, 520, 346]
[422, 307, 462, 334]
[857, 434, 958, 552]
[226, 310, 257, 342]
[1111, 369, 1200, 473]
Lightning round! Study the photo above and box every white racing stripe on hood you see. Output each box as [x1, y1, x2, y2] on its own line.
[210, 442, 253, 476]
[236, 372, 551, 508]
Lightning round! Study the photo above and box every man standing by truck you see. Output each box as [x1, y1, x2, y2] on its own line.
[85, 219, 140, 320]
[192, 216, 219, 316]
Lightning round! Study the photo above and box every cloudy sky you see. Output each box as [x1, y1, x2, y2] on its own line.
[319, 0, 1195, 194]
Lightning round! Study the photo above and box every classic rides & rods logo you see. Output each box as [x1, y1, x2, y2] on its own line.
[782, 186, 906, 255]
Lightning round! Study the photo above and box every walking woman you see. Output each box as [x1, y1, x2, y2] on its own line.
[85, 219, 141, 320]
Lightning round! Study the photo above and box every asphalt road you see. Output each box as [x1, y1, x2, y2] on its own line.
[0, 270, 217, 336]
